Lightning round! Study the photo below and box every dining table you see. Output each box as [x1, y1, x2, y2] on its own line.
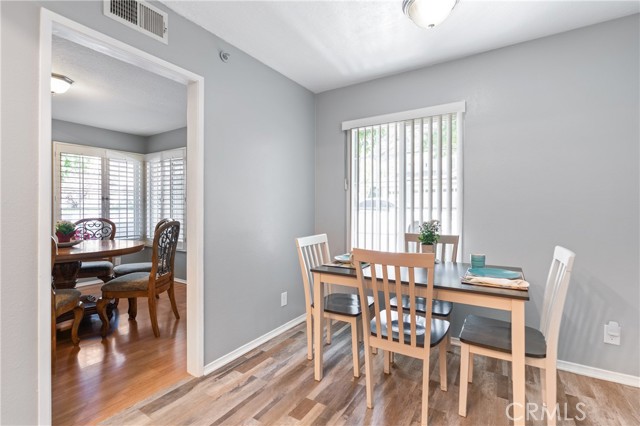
[53, 239, 146, 319]
[310, 261, 530, 426]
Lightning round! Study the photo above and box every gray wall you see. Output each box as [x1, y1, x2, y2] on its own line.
[315, 15, 639, 377]
[0, 1, 315, 423]
[52, 119, 147, 153]
[146, 126, 187, 153]
[52, 121, 188, 280]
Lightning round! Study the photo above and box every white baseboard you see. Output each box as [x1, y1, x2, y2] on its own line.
[76, 278, 187, 287]
[450, 337, 639, 388]
[203, 314, 306, 376]
[175, 278, 187, 284]
[556, 360, 640, 388]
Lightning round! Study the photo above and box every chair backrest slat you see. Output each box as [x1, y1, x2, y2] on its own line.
[404, 233, 459, 262]
[354, 249, 435, 352]
[296, 234, 331, 309]
[539, 246, 575, 360]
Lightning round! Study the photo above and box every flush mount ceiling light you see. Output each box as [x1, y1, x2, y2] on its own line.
[51, 73, 74, 94]
[403, 0, 458, 29]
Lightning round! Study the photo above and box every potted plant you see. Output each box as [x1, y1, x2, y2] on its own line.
[55, 220, 76, 243]
[418, 219, 440, 253]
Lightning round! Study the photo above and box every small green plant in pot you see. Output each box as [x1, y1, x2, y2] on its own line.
[418, 220, 440, 253]
[55, 220, 76, 243]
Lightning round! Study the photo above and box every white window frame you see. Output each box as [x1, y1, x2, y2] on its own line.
[343, 101, 465, 255]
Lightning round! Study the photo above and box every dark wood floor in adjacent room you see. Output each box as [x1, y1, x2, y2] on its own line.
[52, 282, 189, 426]
[102, 319, 640, 426]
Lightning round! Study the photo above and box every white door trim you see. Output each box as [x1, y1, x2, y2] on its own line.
[38, 8, 205, 424]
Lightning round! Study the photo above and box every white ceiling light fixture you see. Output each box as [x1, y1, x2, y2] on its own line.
[51, 73, 74, 94]
[403, 0, 458, 29]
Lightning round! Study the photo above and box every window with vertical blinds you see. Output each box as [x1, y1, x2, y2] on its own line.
[343, 102, 465, 254]
[145, 148, 186, 246]
[54, 143, 144, 239]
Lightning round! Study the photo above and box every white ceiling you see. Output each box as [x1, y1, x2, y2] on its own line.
[162, 0, 639, 93]
[52, 1, 638, 135]
[52, 36, 187, 136]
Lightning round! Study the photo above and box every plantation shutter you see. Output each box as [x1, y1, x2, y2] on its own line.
[107, 152, 143, 239]
[145, 148, 186, 245]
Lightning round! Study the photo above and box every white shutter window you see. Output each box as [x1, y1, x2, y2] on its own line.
[345, 103, 465, 255]
[107, 155, 143, 239]
[58, 152, 103, 222]
[53, 142, 144, 239]
[145, 148, 186, 246]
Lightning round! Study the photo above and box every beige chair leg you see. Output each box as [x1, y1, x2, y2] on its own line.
[439, 340, 447, 391]
[468, 353, 474, 383]
[70, 304, 84, 345]
[383, 350, 391, 374]
[306, 312, 313, 360]
[459, 343, 470, 417]
[148, 295, 160, 337]
[363, 341, 374, 409]
[421, 356, 430, 426]
[350, 319, 360, 377]
[326, 319, 332, 345]
[540, 367, 547, 407]
[546, 364, 558, 426]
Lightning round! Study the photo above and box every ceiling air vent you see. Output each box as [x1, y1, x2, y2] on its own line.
[104, 0, 168, 44]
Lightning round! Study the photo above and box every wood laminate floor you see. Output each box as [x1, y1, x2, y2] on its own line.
[53, 282, 189, 426]
[102, 320, 640, 426]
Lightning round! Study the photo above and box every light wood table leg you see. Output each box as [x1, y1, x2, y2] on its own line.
[511, 300, 526, 426]
[312, 271, 324, 381]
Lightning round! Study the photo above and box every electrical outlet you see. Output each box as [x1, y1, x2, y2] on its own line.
[280, 291, 287, 307]
[604, 321, 621, 346]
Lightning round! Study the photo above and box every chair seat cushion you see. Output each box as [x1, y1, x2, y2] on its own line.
[55, 289, 82, 310]
[101, 272, 150, 293]
[459, 315, 547, 358]
[371, 310, 449, 348]
[113, 262, 152, 277]
[389, 295, 453, 318]
[312, 293, 374, 317]
[78, 260, 114, 275]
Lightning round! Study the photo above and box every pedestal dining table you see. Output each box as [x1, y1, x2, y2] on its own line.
[53, 239, 146, 319]
[310, 261, 530, 426]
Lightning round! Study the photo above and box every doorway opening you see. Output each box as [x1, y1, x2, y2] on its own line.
[39, 9, 204, 424]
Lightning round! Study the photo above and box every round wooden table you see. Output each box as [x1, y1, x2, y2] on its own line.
[54, 239, 146, 320]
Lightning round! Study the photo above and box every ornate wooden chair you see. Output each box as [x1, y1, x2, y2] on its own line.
[295, 234, 373, 377]
[74, 218, 116, 282]
[96, 220, 180, 338]
[51, 237, 84, 371]
[353, 248, 449, 426]
[112, 218, 171, 278]
[458, 246, 576, 426]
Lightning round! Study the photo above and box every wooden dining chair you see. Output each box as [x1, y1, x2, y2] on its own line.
[51, 237, 84, 371]
[96, 220, 180, 338]
[458, 246, 576, 426]
[353, 248, 449, 426]
[391, 233, 459, 320]
[112, 218, 171, 278]
[74, 218, 116, 282]
[295, 234, 373, 377]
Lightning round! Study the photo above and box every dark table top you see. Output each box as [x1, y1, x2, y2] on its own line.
[311, 261, 529, 301]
